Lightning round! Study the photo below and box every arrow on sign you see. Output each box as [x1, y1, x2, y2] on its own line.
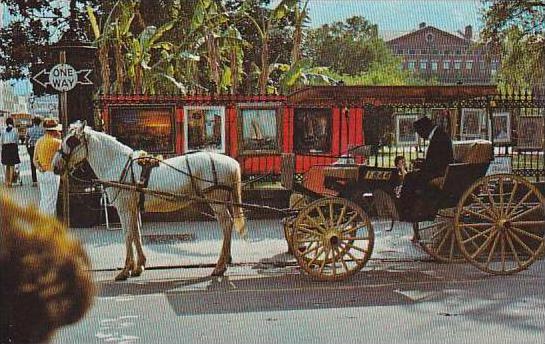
[32, 68, 49, 88]
[76, 69, 93, 85]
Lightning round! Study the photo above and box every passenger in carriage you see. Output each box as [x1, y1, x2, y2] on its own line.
[399, 116, 453, 222]
[393, 155, 407, 199]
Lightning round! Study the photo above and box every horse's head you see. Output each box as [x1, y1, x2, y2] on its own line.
[53, 120, 89, 175]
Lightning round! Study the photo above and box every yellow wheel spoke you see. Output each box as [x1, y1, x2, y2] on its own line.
[507, 230, 536, 256]
[461, 226, 495, 244]
[470, 228, 499, 259]
[510, 226, 545, 243]
[485, 232, 500, 268]
[510, 204, 542, 222]
[500, 233, 506, 272]
[329, 200, 334, 224]
[448, 231, 456, 260]
[296, 225, 323, 237]
[339, 243, 363, 262]
[304, 215, 327, 233]
[460, 227, 481, 251]
[316, 206, 328, 228]
[319, 248, 330, 274]
[470, 193, 497, 218]
[341, 235, 370, 241]
[343, 242, 368, 254]
[300, 244, 321, 258]
[463, 207, 496, 222]
[507, 190, 534, 218]
[504, 180, 518, 215]
[458, 222, 492, 228]
[512, 220, 545, 226]
[333, 247, 350, 273]
[499, 177, 505, 217]
[336, 205, 347, 226]
[505, 232, 524, 268]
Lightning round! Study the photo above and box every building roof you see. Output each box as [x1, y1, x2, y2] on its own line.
[386, 25, 472, 45]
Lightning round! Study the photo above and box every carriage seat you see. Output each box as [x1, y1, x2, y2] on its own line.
[429, 140, 493, 191]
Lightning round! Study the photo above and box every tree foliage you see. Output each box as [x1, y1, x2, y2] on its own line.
[481, 0, 545, 90]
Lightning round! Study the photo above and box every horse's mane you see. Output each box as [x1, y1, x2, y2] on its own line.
[85, 128, 133, 156]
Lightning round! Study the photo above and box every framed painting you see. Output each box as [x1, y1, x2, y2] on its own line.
[431, 108, 455, 138]
[293, 108, 332, 154]
[461, 108, 487, 140]
[108, 105, 176, 154]
[491, 112, 511, 144]
[517, 116, 544, 150]
[395, 114, 419, 145]
[237, 103, 282, 155]
[183, 106, 226, 153]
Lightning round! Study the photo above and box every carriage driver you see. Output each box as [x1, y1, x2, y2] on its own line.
[398, 116, 453, 223]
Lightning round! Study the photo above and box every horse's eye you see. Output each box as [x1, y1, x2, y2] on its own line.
[66, 136, 81, 149]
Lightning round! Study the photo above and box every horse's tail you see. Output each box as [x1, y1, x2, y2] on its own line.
[232, 166, 246, 237]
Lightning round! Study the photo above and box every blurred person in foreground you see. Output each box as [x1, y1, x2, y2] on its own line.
[0, 192, 94, 343]
[33, 119, 62, 216]
[1, 118, 21, 187]
[25, 116, 45, 187]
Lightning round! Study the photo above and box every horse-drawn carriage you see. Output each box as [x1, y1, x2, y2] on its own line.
[57, 122, 545, 282]
[280, 140, 545, 281]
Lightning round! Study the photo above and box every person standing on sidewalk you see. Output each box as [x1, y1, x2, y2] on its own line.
[34, 118, 62, 216]
[25, 116, 45, 187]
[0, 117, 21, 187]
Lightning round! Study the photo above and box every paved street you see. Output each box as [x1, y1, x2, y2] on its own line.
[3, 147, 545, 343]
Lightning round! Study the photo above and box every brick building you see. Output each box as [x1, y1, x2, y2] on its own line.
[386, 23, 498, 84]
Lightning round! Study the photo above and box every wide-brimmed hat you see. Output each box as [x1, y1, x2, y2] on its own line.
[43, 118, 62, 131]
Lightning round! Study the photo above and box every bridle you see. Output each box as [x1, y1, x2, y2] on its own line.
[58, 130, 90, 173]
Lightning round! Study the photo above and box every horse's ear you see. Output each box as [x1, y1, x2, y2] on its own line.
[82, 120, 87, 130]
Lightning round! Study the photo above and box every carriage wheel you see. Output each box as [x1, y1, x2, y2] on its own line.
[284, 193, 312, 253]
[292, 197, 374, 281]
[454, 174, 545, 275]
[414, 208, 465, 263]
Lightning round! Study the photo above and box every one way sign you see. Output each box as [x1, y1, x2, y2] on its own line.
[32, 63, 93, 92]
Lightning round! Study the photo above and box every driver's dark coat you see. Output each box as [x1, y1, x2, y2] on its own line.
[420, 127, 453, 180]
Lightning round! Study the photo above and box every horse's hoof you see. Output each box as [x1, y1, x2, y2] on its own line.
[115, 271, 129, 281]
[131, 266, 144, 277]
[211, 267, 226, 276]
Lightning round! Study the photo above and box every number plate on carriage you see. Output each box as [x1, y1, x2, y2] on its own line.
[364, 170, 392, 180]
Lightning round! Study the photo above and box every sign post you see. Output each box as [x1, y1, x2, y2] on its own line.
[32, 60, 93, 227]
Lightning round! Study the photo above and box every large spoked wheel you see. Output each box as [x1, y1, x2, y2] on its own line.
[414, 208, 465, 263]
[284, 193, 312, 254]
[454, 174, 545, 274]
[291, 197, 374, 281]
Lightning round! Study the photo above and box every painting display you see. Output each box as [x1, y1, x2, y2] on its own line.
[109, 106, 175, 153]
[184, 106, 225, 153]
[294, 108, 332, 153]
[431, 108, 454, 138]
[517, 116, 544, 149]
[491, 112, 511, 144]
[461, 108, 488, 140]
[395, 114, 419, 145]
[239, 106, 281, 154]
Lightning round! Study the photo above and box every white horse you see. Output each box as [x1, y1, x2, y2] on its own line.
[53, 121, 246, 281]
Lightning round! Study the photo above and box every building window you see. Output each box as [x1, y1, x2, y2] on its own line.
[466, 49, 473, 56]
[408, 60, 416, 70]
[491, 61, 498, 75]
[465, 61, 473, 70]
[432, 49, 440, 55]
[426, 33, 434, 43]
[454, 60, 462, 70]
[431, 61, 438, 71]
[455, 49, 462, 55]
[444, 49, 451, 55]
[396, 49, 404, 55]
[420, 49, 428, 55]
[443, 61, 450, 70]
[409, 49, 416, 55]
[420, 60, 428, 70]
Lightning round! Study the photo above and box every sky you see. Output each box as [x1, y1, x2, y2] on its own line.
[306, 0, 484, 37]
